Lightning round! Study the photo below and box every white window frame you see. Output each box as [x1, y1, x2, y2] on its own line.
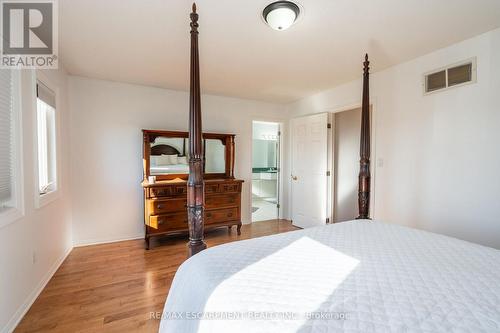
[423, 57, 477, 95]
[33, 71, 61, 208]
[0, 70, 24, 228]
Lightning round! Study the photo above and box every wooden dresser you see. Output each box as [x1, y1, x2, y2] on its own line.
[142, 179, 243, 249]
[142, 130, 243, 249]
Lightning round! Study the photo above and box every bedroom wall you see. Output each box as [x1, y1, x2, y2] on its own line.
[0, 68, 73, 333]
[287, 28, 500, 248]
[68, 76, 288, 245]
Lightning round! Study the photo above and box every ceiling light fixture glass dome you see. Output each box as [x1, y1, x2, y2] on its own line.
[263, 1, 300, 31]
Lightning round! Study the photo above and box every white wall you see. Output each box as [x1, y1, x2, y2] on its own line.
[68, 76, 288, 246]
[288, 28, 500, 249]
[0, 68, 73, 333]
[252, 121, 280, 140]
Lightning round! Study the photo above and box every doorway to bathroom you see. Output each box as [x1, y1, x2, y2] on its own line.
[252, 121, 281, 222]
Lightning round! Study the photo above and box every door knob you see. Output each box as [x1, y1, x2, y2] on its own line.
[291, 175, 298, 181]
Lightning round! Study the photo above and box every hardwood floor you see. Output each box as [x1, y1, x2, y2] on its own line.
[14, 219, 298, 333]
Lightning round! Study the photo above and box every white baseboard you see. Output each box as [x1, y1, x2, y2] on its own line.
[2, 246, 73, 333]
[74, 234, 144, 247]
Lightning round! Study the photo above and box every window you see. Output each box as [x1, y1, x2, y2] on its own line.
[0, 70, 14, 211]
[36, 81, 57, 198]
[0, 69, 23, 227]
[424, 58, 476, 94]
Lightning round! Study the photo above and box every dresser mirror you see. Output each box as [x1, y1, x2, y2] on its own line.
[150, 136, 189, 176]
[204, 139, 226, 173]
[143, 130, 235, 180]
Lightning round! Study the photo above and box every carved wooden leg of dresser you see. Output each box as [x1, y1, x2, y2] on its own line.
[145, 236, 150, 250]
[237, 224, 241, 235]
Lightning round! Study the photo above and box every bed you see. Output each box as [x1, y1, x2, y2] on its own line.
[160, 220, 500, 332]
[149, 144, 189, 175]
[159, 4, 500, 332]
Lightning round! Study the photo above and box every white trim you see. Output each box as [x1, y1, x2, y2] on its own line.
[1, 246, 73, 333]
[37, 189, 61, 208]
[277, 122, 284, 219]
[0, 70, 25, 229]
[423, 57, 477, 95]
[74, 235, 144, 248]
[32, 71, 62, 209]
[250, 115, 288, 221]
[250, 120, 284, 221]
[327, 112, 334, 223]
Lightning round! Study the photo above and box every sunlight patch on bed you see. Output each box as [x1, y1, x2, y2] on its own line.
[198, 236, 359, 331]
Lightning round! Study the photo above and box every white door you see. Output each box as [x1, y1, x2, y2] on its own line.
[291, 113, 329, 228]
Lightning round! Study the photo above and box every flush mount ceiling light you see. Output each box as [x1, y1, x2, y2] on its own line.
[263, 1, 300, 31]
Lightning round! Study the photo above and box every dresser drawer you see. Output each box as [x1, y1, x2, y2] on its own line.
[219, 183, 241, 193]
[205, 194, 239, 209]
[149, 185, 187, 198]
[205, 183, 219, 193]
[149, 187, 171, 198]
[205, 207, 238, 224]
[148, 213, 188, 230]
[172, 185, 187, 196]
[148, 198, 187, 215]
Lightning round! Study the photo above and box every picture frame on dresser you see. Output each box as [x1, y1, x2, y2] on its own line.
[141, 129, 244, 249]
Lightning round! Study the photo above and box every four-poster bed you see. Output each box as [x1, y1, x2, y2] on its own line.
[183, 4, 375, 257]
[159, 4, 500, 332]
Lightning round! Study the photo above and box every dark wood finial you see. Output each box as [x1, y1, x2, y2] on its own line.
[357, 53, 371, 220]
[363, 53, 370, 75]
[190, 3, 199, 33]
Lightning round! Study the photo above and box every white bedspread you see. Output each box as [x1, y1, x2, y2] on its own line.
[159, 221, 500, 333]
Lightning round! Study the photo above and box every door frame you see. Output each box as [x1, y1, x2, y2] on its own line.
[288, 101, 377, 225]
[251, 120, 285, 221]
[327, 100, 377, 221]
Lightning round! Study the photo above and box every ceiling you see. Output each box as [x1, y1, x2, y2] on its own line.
[60, 0, 500, 103]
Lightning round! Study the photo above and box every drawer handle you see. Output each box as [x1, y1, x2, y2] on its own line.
[158, 220, 164, 225]
[227, 213, 233, 217]
[206, 213, 212, 217]
[157, 204, 164, 209]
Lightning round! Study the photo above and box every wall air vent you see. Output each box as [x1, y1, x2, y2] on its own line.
[424, 58, 476, 95]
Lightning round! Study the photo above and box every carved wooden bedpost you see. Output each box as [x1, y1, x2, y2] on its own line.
[357, 54, 371, 220]
[187, 3, 207, 256]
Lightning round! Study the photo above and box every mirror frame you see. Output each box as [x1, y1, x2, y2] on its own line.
[142, 129, 235, 181]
